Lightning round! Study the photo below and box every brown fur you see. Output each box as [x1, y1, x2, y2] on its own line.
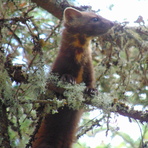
[32, 7, 113, 148]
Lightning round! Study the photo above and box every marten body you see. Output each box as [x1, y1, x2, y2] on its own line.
[32, 7, 113, 148]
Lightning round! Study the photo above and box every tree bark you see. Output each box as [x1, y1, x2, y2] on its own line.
[31, 0, 71, 20]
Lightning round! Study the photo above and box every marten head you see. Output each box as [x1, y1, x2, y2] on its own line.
[64, 7, 114, 36]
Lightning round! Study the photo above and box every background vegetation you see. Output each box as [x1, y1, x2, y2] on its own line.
[0, 0, 147, 147]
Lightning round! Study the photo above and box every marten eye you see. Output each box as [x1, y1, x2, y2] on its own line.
[92, 17, 99, 22]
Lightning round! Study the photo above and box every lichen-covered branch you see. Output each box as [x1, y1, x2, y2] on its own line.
[15, 76, 148, 123]
[46, 81, 148, 123]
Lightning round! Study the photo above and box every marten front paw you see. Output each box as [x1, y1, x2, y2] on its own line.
[85, 88, 98, 97]
[61, 74, 76, 85]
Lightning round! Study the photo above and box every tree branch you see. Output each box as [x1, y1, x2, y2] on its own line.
[31, 0, 71, 19]
[116, 104, 148, 123]
[15, 77, 148, 123]
[31, 0, 90, 20]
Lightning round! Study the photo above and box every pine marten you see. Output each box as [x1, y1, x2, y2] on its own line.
[32, 7, 114, 148]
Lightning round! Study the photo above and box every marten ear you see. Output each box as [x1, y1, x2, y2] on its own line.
[64, 7, 82, 22]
